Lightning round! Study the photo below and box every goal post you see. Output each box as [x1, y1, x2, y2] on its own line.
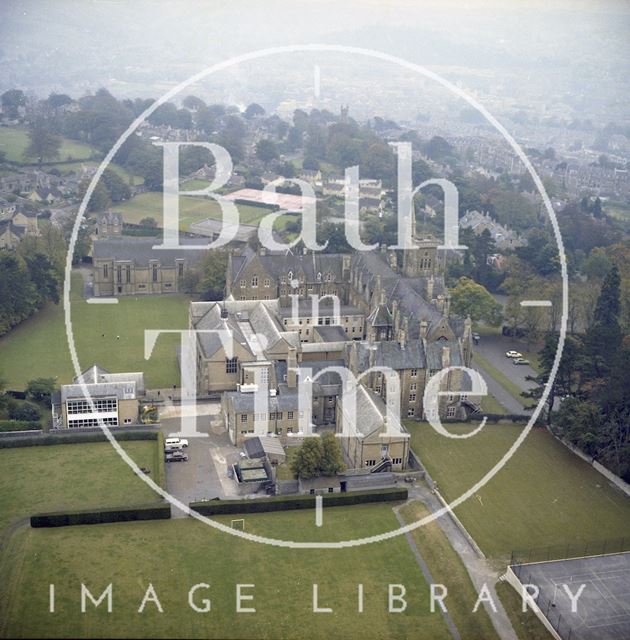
[230, 518, 245, 531]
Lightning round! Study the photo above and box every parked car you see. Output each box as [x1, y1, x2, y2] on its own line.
[505, 350, 523, 359]
[512, 358, 530, 365]
[472, 333, 481, 344]
[165, 450, 189, 462]
[165, 436, 188, 448]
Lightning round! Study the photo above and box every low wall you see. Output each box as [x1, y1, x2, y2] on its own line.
[553, 433, 630, 498]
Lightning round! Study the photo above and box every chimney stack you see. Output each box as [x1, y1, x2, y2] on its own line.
[419, 319, 428, 339]
[442, 345, 450, 369]
[427, 275, 434, 301]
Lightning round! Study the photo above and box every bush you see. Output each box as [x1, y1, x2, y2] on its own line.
[0, 420, 40, 432]
[8, 401, 40, 422]
[190, 487, 408, 516]
[31, 502, 170, 528]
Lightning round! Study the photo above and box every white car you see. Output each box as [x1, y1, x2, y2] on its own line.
[505, 350, 523, 359]
[165, 436, 189, 448]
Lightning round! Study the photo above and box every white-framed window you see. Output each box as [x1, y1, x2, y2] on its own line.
[365, 459, 376, 467]
[446, 405, 456, 418]
[410, 383, 417, 391]
[287, 411, 294, 419]
[391, 457, 403, 465]
[407, 408, 415, 417]
[124, 417, 132, 424]
[409, 393, 416, 402]
[410, 369, 418, 377]
[240, 279, 246, 288]
[251, 275, 258, 287]
[240, 414, 248, 423]
[226, 357, 238, 374]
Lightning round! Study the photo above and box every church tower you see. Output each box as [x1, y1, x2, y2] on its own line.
[402, 235, 439, 278]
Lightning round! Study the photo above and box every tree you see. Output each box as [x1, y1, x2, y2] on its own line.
[592, 197, 603, 219]
[244, 103, 265, 119]
[9, 402, 40, 423]
[101, 168, 131, 202]
[24, 123, 62, 164]
[584, 265, 622, 378]
[200, 251, 228, 300]
[255, 138, 278, 163]
[554, 398, 603, 456]
[78, 177, 111, 212]
[523, 333, 581, 425]
[47, 93, 72, 111]
[319, 432, 345, 475]
[449, 277, 503, 325]
[290, 438, 324, 479]
[26, 377, 56, 403]
[1, 89, 26, 118]
[183, 95, 206, 111]
[140, 217, 158, 228]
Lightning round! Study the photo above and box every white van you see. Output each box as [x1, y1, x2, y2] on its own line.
[165, 437, 188, 449]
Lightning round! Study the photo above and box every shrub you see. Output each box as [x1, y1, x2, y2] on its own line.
[31, 502, 171, 528]
[190, 487, 408, 516]
[9, 401, 40, 422]
[0, 420, 40, 432]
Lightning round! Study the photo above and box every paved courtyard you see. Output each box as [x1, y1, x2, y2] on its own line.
[159, 402, 247, 516]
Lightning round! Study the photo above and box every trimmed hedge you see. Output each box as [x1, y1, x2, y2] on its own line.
[0, 420, 40, 432]
[0, 429, 158, 449]
[31, 502, 171, 528]
[190, 487, 408, 516]
[155, 432, 166, 489]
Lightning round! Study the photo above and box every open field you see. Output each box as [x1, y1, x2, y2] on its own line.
[0, 274, 190, 390]
[400, 501, 500, 640]
[115, 191, 285, 230]
[0, 440, 160, 534]
[0, 505, 453, 639]
[47, 159, 143, 185]
[0, 126, 96, 164]
[406, 421, 630, 558]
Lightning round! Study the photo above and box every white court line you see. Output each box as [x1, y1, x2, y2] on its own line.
[520, 300, 552, 307]
[87, 298, 118, 304]
[315, 495, 323, 527]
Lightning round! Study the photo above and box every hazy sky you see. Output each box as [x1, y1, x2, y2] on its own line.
[1, 1, 629, 123]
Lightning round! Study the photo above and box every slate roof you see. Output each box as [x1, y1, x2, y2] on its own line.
[231, 251, 345, 283]
[314, 325, 349, 342]
[93, 237, 208, 266]
[244, 436, 286, 459]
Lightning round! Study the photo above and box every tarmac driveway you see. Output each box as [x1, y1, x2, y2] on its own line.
[160, 407, 244, 516]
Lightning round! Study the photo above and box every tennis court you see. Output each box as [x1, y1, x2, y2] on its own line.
[511, 552, 630, 640]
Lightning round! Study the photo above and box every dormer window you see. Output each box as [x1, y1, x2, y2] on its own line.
[317, 272, 322, 281]
[288, 270, 293, 280]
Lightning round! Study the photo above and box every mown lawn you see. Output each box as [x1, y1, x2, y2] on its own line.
[115, 191, 281, 230]
[0, 273, 190, 390]
[400, 501, 500, 640]
[406, 421, 630, 559]
[0, 126, 96, 164]
[0, 505, 453, 640]
[0, 441, 160, 534]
